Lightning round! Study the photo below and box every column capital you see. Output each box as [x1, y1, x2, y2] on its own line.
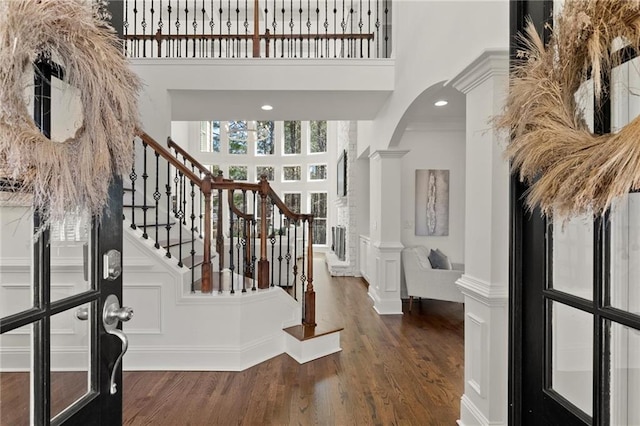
[448, 49, 508, 94]
[369, 149, 410, 160]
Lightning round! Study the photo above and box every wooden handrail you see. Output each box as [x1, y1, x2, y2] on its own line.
[167, 137, 210, 176]
[136, 130, 203, 186]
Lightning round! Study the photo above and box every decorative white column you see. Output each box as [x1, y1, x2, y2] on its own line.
[449, 49, 510, 426]
[368, 149, 409, 315]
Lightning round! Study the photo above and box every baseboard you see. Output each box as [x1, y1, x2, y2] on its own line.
[459, 394, 505, 426]
[123, 335, 285, 371]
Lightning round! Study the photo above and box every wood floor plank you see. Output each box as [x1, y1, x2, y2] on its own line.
[122, 258, 464, 425]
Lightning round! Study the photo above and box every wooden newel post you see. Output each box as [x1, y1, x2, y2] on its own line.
[304, 217, 316, 326]
[252, 0, 260, 58]
[201, 173, 213, 293]
[257, 177, 270, 289]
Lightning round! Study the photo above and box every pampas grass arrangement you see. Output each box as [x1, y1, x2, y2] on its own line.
[0, 0, 140, 225]
[496, 0, 640, 219]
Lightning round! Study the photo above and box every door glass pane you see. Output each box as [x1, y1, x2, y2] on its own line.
[50, 210, 92, 303]
[0, 326, 32, 426]
[609, 321, 640, 426]
[551, 301, 593, 416]
[0, 205, 34, 317]
[552, 215, 593, 300]
[609, 193, 640, 314]
[50, 302, 93, 420]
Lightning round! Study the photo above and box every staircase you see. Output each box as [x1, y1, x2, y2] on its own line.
[124, 130, 323, 325]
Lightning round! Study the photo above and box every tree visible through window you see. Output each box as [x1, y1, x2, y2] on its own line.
[284, 121, 301, 154]
[283, 166, 301, 181]
[309, 121, 327, 153]
[310, 192, 327, 244]
[309, 164, 327, 180]
[228, 121, 248, 154]
[284, 193, 301, 214]
[229, 165, 247, 180]
[200, 121, 221, 152]
[256, 166, 274, 181]
[256, 121, 274, 155]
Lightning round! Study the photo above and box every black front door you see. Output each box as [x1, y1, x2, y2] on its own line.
[0, 60, 128, 425]
[510, 1, 640, 425]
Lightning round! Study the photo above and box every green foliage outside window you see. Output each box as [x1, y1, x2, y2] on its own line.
[284, 121, 301, 154]
[229, 165, 247, 180]
[283, 166, 301, 181]
[228, 121, 248, 154]
[309, 120, 327, 153]
[256, 121, 274, 155]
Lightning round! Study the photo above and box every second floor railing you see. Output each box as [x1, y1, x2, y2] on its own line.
[122, 0, 392, 59]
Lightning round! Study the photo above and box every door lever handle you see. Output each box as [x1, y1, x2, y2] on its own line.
[102, 294, 134, 395]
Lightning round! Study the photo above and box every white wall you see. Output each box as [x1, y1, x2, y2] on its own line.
[398, 126, 465, 264]
[358, 0, 508, 153]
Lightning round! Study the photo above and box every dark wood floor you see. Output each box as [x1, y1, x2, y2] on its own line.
[123, 259, 464, 425]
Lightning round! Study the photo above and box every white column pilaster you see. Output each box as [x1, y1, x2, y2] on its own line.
[449, 49, 510, 426]
[368, 149, 409, 315]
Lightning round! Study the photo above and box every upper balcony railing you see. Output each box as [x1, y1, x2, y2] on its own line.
[122, 0, 391, 59]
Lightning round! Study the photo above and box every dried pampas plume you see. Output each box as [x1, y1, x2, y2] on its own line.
[495, 0, 640, 220]
[0, 0, 140, 225]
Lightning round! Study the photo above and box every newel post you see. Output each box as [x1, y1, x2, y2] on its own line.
[155, 28, 163, 58]
[304, 217, 316, 326]
[201, 173, 213, 293]
[257, 176, 270, 289]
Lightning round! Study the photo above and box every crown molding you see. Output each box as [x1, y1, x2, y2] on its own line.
[447, 49, 509, 94]
[368, 149, 410, 160]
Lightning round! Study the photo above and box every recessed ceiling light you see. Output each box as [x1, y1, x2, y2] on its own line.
[261, 104, 273, 111]
[434, 100, 448, 107]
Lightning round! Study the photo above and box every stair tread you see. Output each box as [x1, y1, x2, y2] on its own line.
[158, 236, 197, 248]
[283, 322, 344, 342]
[182, 253, 216, 269]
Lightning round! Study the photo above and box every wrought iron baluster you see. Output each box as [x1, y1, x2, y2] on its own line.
[182, 158, 188, 225]
[241, 189, 248, 292]
[384, 0, 389, 58]
[129, 139, 137, 230]
[270, 199, 276, 286]
[367, 0, 371, 58]
[175, 0, 181, 58]
[165, 161, 173, 258]
[252, 191, 257, 291]
[124, 0, 130, 55]
[209, 0, 215, 58]
[192, 0, 197, 57]
[176, 170, 184, 267]
[153, 151, 161, 248]
[278, 208, 284, 287]
[289, 0, 294, 57]
[133, 0, 139, 55]
[244, 0, 249, 58]
[142, 141, 149, 238]
[375, 0, 380, 58]
[201, 1, 206, 57]
[228, 191, 235, 294]
[292, 220, 298, 300]
[271, 0, 278, 58]
[333, 0, 337, 57]
[166, 0, 172, 57]
[281, 0, 285, 57]
[285, 218, 291, 289]
[219, 4, 223, 57]
[198, 170, 203, 238]
[190, 179, 196, 292]
[315, 0, 320, 57]
[300, 218, 307, 321]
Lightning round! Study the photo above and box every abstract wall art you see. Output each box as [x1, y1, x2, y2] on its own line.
[415, 169, 449, 236]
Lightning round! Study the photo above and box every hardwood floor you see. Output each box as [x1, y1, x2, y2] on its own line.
[123, 259, 464, 425]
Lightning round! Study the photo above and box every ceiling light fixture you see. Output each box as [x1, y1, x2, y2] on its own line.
[434, 100, 448, 107]
[261, 104, 273, 111]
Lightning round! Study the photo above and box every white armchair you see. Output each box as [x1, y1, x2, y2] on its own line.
[401, 246, 464, 311]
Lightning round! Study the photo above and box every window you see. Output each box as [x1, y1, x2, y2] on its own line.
[284, 193, 301, 214]
[308, 164, 327, 181]
[309, 120, 327, 153]
[283, 121, 301, 154]
[282, 166, 301, 181]
[255, 121, 274, 155]
[207, 164, 221, 177]
[228, 120, 248, 154]
[310, 192, 327, 244]
[228, 165, 247, 181]
[200, 121, 220, 152]
[256, 166, 275, 181]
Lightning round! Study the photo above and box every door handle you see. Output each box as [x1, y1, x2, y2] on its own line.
[102, 294, 133, 395]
